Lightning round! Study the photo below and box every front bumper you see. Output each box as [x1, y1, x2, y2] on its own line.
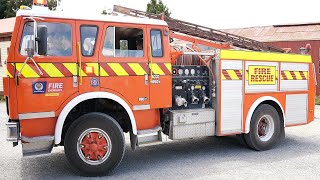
[6, 121, 20, 142]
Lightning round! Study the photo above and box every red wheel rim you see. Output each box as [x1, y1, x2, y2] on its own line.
[256, 115, 275, 142]
[77, 128, 112, 165]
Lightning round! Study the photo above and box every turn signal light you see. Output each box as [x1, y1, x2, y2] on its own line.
[20, 5, 31, 10]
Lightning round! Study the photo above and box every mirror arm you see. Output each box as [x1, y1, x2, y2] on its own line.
[18, 57, 43, 77]
[18, 16, 45, 77]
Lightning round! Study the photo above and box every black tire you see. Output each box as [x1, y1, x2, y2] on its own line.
[244, 104, 281, 151]
[237, 134, 250, 147]
[64, 112, 125, 176]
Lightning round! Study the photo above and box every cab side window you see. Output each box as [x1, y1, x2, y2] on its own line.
[102, 26, 144, 58]
[80, 26, 98, 56]
[150, 30, 163, 57]
[20, 22, 72, 56]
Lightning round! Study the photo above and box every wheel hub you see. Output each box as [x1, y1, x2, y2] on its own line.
[258, 119, 268, 137]
[256, 115, 275, 142]
[77, 129, 112, 165]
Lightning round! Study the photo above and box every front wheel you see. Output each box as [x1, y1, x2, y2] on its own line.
[64, 112, 125, 176]
[244, 104, 281, 151]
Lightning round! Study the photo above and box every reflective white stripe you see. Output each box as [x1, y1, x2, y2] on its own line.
[133, 105, 150, 111]
[245, 96, 285, 133]
[54, 92, 137, 145]
[19, 111, 55, 120]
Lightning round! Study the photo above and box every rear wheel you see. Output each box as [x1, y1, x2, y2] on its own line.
[64, 112, 125, 176]
[244, 104, 280, 151]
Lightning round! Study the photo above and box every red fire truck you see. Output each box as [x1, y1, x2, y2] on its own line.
[3, 1, 316, 176]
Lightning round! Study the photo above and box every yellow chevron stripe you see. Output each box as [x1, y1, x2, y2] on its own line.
[284, 71, 293, 80]
[226, 70, 240, 80]
[280, 71, 309, 80]
[100, 66, 109, 76]
[150, 63, 165, 75]
[79, 68, 88, 77]
[108, 63, 128, 76]
[6, 69, 13, 78]
[221, 73, 226, 80]
[280, 71, 285, 80]
[38, 63, 64, 77]
[226, 70, 280, 81]
[239, 70, 247, 81]
[128, 63, 146, 75]
[303, 71, 308, 79]
[294, 71, 302, 80]
[164, 63, 172, 73]
[86, 63, 99, 76]
[15, 63, 40, 78]
[63, 63, 77, 76]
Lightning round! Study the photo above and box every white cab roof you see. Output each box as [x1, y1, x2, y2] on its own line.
[16, 7, 167, 26]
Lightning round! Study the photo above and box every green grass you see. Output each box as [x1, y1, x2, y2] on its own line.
[0, 95, 4, 101]
[316, 96, 320, 105]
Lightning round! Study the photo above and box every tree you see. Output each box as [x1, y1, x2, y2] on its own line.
[0, 0, 59, 19]
[146, 0, 171, 17]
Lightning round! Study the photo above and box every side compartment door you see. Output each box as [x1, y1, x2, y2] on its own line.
[14, 18, 78, 113]
[75, 21, 103, 93]
[99, 23, 150, 107]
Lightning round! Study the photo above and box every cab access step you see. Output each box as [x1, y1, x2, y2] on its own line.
[130, 126, 163, 150]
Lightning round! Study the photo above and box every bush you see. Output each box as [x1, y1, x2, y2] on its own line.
[316, 97, 320, 105]
[0, 96, 4, 101]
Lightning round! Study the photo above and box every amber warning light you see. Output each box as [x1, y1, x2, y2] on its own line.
[33, 0, 48, 6]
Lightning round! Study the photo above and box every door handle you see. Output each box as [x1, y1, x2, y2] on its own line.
[144, 74, 148, 85]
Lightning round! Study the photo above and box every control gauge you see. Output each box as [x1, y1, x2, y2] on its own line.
[190, 69, 195, 76]
[191, 85, 195, 90]
[178, 69, 183, 76]
[202, 86, 206, 90]
[184, 69, 189, 75]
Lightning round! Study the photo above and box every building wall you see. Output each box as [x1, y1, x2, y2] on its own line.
[267, 40, 320, 95]
[0, 39, 11, 64]
[0, 64, 5, 95]
[0, 37, 11, 94]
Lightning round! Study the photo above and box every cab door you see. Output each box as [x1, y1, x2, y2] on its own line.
[98, 23, 150, 107]
[75, 20, 103, 93]
[14, 18, 78, 114]
[147, 26, 172, 109]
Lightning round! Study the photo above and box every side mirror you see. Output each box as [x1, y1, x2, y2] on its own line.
[37, 25, 47, 56]
[25, 39, 35, 57]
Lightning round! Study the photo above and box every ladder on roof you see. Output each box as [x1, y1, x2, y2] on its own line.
[113, 5, 285, 53]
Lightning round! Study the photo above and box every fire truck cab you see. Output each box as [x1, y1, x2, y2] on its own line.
[3, 1, 316, 176]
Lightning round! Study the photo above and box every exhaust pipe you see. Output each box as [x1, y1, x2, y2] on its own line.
[175, 96, 187, 107]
